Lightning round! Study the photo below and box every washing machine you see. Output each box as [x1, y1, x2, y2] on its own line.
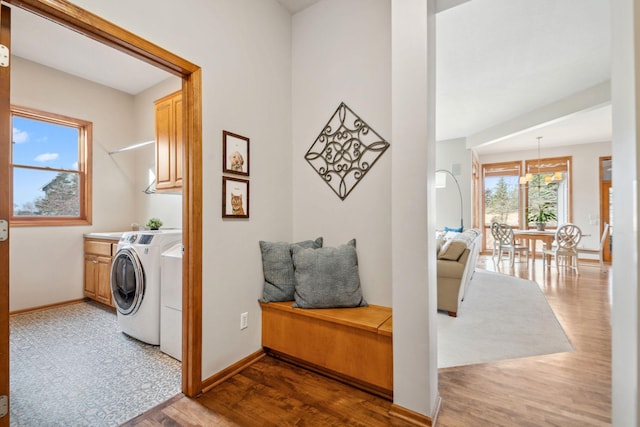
[160, 243, 183, 360]
[110, 230, 182, 345]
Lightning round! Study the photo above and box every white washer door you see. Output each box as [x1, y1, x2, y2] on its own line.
[110, 247, 145, 315]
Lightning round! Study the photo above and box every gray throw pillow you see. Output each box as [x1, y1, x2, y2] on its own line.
[259, 237, 323, 302]
[292, 239, 367, 308]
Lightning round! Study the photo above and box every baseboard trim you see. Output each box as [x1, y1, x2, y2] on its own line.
[9, 298, 86, 316]
[389, 396, 441, 427]
[201, 349, 266, 394]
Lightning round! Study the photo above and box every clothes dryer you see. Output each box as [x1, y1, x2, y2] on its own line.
[110, 230, 182, 345]
[160, 243, 183, 360]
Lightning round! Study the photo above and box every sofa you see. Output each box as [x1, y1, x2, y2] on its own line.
[436, 229, 482, 317]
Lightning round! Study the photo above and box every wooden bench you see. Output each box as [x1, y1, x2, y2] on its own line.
[259, 301, 393, 400]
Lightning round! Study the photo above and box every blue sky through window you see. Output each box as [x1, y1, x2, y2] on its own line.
[12, 116, 79, 208]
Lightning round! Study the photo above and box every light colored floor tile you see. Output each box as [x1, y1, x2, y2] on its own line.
[10, 301, 180, 427]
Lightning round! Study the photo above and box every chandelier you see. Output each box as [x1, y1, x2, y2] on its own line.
[519, 136, 563, 185]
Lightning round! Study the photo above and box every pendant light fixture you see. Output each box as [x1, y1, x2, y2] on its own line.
[519, 136, 564, 186]
[519, 137, 543, 185]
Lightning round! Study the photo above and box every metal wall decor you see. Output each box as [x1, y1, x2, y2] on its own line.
[305, 102, 390, 200]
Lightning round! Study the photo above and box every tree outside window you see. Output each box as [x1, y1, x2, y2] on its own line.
[524, 156, 570, 228]
[485, 176, 519, 225]
[480, 159, 571, 253]
[481, 161, 523, 252]
[37, 173, 80, 216]
[11, 106, 92, 226]
[527, 174, 559, 228]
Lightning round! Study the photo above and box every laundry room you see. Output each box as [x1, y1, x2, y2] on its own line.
[8, 8, 187, 423]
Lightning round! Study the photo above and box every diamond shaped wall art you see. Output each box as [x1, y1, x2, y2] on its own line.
[305, 102, 390, 200]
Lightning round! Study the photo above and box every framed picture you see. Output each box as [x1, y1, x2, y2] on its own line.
[223, 130, 250, 176]
[222, 177, 249, 218]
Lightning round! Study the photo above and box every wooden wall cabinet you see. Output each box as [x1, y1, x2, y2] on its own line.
[155, 90, 183, 192]
[84, 238, 117, 307]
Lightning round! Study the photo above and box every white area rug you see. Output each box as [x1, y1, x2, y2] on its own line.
[438, 269, 573, 368]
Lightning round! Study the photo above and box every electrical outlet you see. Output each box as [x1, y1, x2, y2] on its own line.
[240, 312, 248, 330]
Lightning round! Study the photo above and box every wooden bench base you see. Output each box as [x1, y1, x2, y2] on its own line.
[260, 301, 393, 400]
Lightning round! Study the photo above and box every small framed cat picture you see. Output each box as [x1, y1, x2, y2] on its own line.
[222, 177, 249, 218]
[222, 130, 250, 176]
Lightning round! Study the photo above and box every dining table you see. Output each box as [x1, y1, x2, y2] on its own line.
[513, 228, 592, 263]
[512, 229, 557, 261]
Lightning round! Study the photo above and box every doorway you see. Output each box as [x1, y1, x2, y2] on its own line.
[0, 2, 203, 424]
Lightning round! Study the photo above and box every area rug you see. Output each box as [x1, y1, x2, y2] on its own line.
[438, 269, 573, 368]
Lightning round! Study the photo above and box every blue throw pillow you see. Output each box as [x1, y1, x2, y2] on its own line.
[444, 226, 463, 233]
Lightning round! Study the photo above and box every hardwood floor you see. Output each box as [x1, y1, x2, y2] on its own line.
[123, 355, 405, 426]
[125, 255, 611, 426]
[437, 255, 611, 426]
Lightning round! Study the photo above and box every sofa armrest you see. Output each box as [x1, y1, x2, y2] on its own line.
[436, 230, 482, 316]
[437, 250, 469, 279]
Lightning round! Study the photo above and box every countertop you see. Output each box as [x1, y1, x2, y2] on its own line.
[83, 231, 127, 241]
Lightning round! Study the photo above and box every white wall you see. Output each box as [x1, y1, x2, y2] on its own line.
[391, 0, 439, 417]
[68, 0, 294, 378]
[291, 0, 392, 306]
[436, 138, 472, 230]
[132, 77, 183, 230]
[478, 141, 612, 250]
[610, 0, 639, 424]
[10, 57, 138, 311]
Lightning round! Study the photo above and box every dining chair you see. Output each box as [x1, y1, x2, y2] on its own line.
[490, 222, 500, 260]
[543, 223, 582, 274]
[493, 223, 529, 267]
[576, 222, 610, 270]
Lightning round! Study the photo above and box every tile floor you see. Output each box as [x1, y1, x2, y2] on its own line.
[9, 301, 181, 426]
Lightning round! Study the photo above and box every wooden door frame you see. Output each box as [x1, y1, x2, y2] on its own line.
[599, 156, 612, 262]
[0, 5, 11, 427]
[1, 0, 203, 398]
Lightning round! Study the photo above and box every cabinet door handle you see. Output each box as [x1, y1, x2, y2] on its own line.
[92, 260, 98, 264]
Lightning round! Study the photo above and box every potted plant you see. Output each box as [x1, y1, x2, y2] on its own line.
[146, 218, 163, 230]
[527, 203, 557, 231]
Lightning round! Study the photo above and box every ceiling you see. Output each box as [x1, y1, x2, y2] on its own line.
[436, 0, 611, 154]
[10, 5, 172, 95]
[8, 0, 611, 155]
